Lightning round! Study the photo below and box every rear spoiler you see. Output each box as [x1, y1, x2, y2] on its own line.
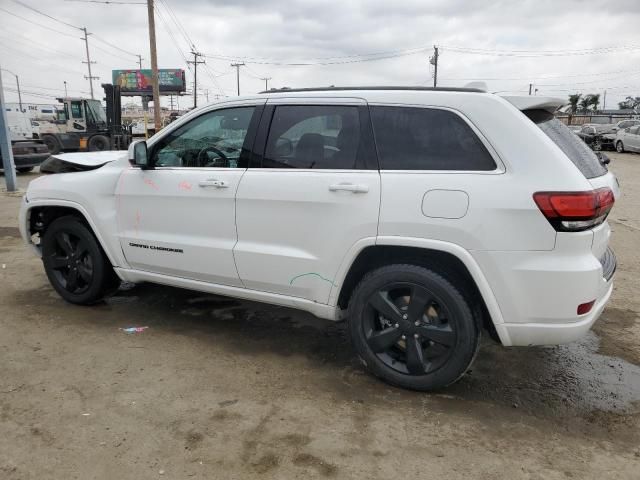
[502, 96, 566, 114]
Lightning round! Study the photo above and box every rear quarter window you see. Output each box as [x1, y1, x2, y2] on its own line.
[370, 106, 496, 171]
[525, 109, 607, 179]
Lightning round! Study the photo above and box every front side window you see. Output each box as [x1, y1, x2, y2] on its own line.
[152, 107, 255, 168]
[370, 106, 496, 171]
[264, 105, 363, 169]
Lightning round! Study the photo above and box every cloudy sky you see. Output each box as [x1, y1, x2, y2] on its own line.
[1, 0, 639, 110]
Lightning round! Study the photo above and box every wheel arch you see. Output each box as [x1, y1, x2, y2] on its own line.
[332, 237, 509, 344]
[24, 200, 122, 270]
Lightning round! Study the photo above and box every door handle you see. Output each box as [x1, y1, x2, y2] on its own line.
[198, 179, 229, 188]
[329, 183, 369, 193]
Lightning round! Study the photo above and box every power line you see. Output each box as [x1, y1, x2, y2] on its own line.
[0, 6, 80, 38]
[0, 31, 78, 60]
[157, 0, 197, 51]
[91, 33, 139, 58]
[10, 0, 82, 30]
[64, 0, 145, 4]
[154, 3, 191, 68]
[441, 44, 640, 57]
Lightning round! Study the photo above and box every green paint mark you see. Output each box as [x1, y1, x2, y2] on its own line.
[289, 272, 337, 287]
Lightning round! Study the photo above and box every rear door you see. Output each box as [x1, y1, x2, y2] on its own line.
[233, 98, 380, 304]
[627, 126, 640, 151]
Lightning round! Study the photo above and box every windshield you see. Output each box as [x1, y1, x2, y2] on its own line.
[525, 109, 607, 179]
[86, 100, 107, 126]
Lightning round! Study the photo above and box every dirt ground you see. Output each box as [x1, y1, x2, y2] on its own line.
[1, 153, 640, 480]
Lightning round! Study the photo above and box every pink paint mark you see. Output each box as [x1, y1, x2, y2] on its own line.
[134, 210, 141, 236]
[143, 178, 159, 190]
[178, 181, 193, 191]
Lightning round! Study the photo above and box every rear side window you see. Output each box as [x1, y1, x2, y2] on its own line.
[370, 106, 496, 171]
[264, 105, 366, 169]
[525, 109, 607, 179]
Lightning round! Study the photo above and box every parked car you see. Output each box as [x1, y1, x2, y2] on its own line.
[615, 125, 640, 153]
[0, 139, 50, 173]
[611, 119, 640, 133]
[19, 87, 618, 391]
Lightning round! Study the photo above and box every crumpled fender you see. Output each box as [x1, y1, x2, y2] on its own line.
[40, 150, 127, 173]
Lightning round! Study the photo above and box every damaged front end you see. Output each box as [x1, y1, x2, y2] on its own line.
[40, 151, 127, 174]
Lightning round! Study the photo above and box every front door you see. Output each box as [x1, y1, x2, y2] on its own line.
[234, 100, 380, 304]
[117, 104, 261, 286]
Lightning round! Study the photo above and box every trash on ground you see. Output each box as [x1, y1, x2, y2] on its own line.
[119, 326, 149, 334]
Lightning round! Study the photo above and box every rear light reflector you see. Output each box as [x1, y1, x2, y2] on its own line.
[533, 188, 614, 232]
[577, 300, 595, 315]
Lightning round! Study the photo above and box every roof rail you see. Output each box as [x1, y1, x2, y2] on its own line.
[258, 86, 486, 94]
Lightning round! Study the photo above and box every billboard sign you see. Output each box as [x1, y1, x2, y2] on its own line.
[112, 69, 186, 95]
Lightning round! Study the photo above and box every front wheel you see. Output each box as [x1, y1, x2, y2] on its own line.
[348, 264, 480, 391]
[17, 167, 34, 173]
[41, 216, 119, 304]
[616, 141, 625, 153]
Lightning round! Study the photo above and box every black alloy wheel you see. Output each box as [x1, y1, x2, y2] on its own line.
[42, 216, 119, 304]
[348, 264, 479, 391]
[364, 282, 456, 376]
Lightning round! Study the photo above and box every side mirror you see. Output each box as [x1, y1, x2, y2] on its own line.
[129, 140, 150, 169]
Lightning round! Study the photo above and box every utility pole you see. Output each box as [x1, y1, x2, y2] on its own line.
[429, 46, 439, 88]
[146, 0, 161, 131]
[187, 51, 205, 108]
[260, 77, 272, 91]
[1, 69, 22, 112]
[0, 67, 17, 192]
[231, 62, 245, 96]
[529, 83, 533, 95]
[64, 81, 68, 97]
[81, 27, 98, 99]
[137, 54, 143, 70]
[603, 90, 607, 111]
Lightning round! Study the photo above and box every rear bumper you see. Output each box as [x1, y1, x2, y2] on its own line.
[498, 277, 612, 346]
[473, 229, 616, 346]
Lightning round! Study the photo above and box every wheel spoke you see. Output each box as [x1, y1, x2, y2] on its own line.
[77, 264, 92, 283]
[66, 269, 79, 291]
[367, 327, 402, 353]
[416, 324, 455, 346]
[405, 337, 427, 375]
[55, 232, 74, 255]
[406, 285, 432, 322]
[368, 291, 403, 323]
[49, 255, 69, 269]
[75, 240, 89, 258]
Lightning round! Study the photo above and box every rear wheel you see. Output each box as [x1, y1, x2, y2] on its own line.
[41, 216, 119, 305]
[88, 135, 110, 151]
[616, 141, 625, 153]
[348, 264, 479, 391]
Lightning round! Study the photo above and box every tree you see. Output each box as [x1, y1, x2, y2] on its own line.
[568, 93, 581, 114]
[618, 96, 640, 110]
[579, 95, 592, 113]
[590, 93, 600, 112]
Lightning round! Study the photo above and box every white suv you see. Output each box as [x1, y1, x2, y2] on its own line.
[19, 87, 619, 391]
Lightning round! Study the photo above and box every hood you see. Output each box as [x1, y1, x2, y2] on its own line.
[40, 150, 127, 174]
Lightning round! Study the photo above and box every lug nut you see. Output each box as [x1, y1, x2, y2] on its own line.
[414, 333, 419, 339]
[394, 323, 399, 328]
[402, 314, 408, 320]
[401, 335, 406, 340]
[414, 321, 420, 326]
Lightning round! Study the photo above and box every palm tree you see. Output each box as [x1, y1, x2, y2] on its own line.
[579, 95, 592, 113]
[590, 93, 600, 112]
[568, 93, 581, 114]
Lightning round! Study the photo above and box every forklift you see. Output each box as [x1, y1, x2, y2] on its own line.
[38, 84, 131, 154]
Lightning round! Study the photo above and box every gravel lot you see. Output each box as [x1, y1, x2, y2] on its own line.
[1, 152, 640, 479]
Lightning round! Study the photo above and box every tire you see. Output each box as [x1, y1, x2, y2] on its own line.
[41, 216, 119, 305]
[616, 141, 625, 153]
[42, 135, 61, 155]
[348, 264, 480, 391]
[88, 135, 110, 151]
[17, 167, 34, 173]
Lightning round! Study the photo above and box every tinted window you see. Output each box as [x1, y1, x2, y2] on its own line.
[70, 101, 83, 119]
[370, 106, 496, 171]
[264, 105, 363, 169]
[525, 109, 607, 179]
[630, 126, 640, 135]
[152, 107, 255, 168]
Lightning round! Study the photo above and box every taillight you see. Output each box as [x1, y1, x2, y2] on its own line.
[533, 188, 614, 232]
